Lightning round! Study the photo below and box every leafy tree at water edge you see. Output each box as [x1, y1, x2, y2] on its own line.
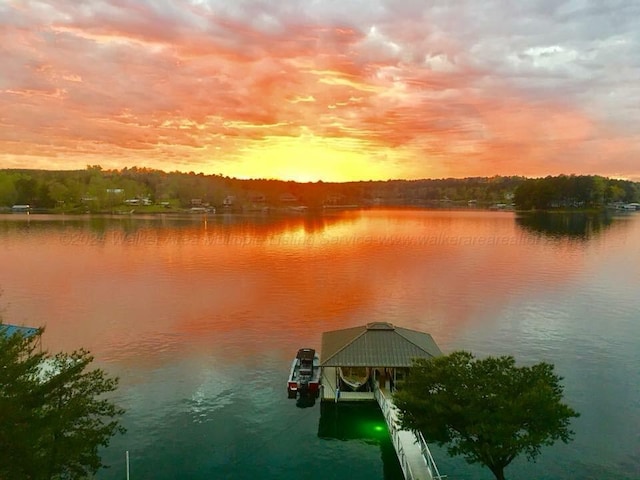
[0, 322, 125, 479]
[394, 351, 579, 480]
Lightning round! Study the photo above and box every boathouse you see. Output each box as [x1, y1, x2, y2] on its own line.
[320, 322, 442, 402]
[319, 322, 445, 479]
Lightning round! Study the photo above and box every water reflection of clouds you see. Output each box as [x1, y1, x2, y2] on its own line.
[2, 211, 640, 480]
[1, 212, 637, 359]
[0, 210, 619, 358]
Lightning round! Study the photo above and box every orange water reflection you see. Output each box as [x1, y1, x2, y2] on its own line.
[0, 210, 631, 368]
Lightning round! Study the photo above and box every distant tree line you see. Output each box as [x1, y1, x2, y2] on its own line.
[0, 166, 522, 212]
[0, 166, 638, 212]
[513, 175, 640, 210]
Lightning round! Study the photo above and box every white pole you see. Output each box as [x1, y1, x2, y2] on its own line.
[126, 450, 130, 480]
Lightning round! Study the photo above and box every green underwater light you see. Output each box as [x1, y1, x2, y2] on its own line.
[318, 403, 390, 441]
[359, 419, 388, 438]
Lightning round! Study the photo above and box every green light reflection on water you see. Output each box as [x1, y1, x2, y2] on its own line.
[317, 401, 404, 479]
[318, 402, 391, 442]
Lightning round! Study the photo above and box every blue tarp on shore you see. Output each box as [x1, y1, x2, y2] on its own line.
[0, 324, 39, 338]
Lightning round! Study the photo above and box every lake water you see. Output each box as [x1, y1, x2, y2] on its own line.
[0, 209, 638, 480]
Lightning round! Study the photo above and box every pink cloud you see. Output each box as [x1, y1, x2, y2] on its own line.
[1, 0, 639, 180]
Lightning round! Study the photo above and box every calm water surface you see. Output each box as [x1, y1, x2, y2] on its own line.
[1, 209, 638, 480]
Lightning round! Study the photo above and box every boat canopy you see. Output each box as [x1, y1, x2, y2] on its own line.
[296, 348, 316, 362]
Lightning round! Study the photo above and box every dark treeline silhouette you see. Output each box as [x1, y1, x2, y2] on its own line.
[515, 211, 614, 239]
[0, 167, 638, 212]
[513, 174, 639, 210]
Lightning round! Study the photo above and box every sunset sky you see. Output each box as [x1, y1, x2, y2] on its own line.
[1, 0, 639, 182]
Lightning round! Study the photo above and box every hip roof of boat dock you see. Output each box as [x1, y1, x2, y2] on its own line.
[320, 322, 442, 367]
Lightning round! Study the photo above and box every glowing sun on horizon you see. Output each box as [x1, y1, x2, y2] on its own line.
[219, 133, 413, 182]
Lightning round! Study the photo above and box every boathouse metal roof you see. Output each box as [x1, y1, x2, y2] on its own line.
[320, 322, 442, 367]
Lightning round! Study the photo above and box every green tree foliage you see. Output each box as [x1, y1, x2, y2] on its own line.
[1, 167, 638, 212]
[0, 324, 125, 479]
[394, 351, 579, 480]
[514, 174, 639, 210]
[14, 176, 39, 205]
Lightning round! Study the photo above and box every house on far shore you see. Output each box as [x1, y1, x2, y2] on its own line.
[320, 322, 442, 401]
[279, 192, 298, 204]
[11, 204, 31, 213]
[223, 196, 236, 208]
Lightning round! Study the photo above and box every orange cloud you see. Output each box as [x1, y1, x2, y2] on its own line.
[1, 1, 639, 181]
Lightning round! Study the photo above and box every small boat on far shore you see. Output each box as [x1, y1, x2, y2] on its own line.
[287, 348, 321, 399]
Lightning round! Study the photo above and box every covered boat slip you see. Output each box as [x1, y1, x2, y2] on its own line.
[320, 365, 399, 402]
[338, 366, 370, 390]
[321, 366, 375, 401]
[319, 321, 442, 403]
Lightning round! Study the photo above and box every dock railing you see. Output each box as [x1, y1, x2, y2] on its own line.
[414, 430, 445, 480]
[374, 383, 445, 480]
